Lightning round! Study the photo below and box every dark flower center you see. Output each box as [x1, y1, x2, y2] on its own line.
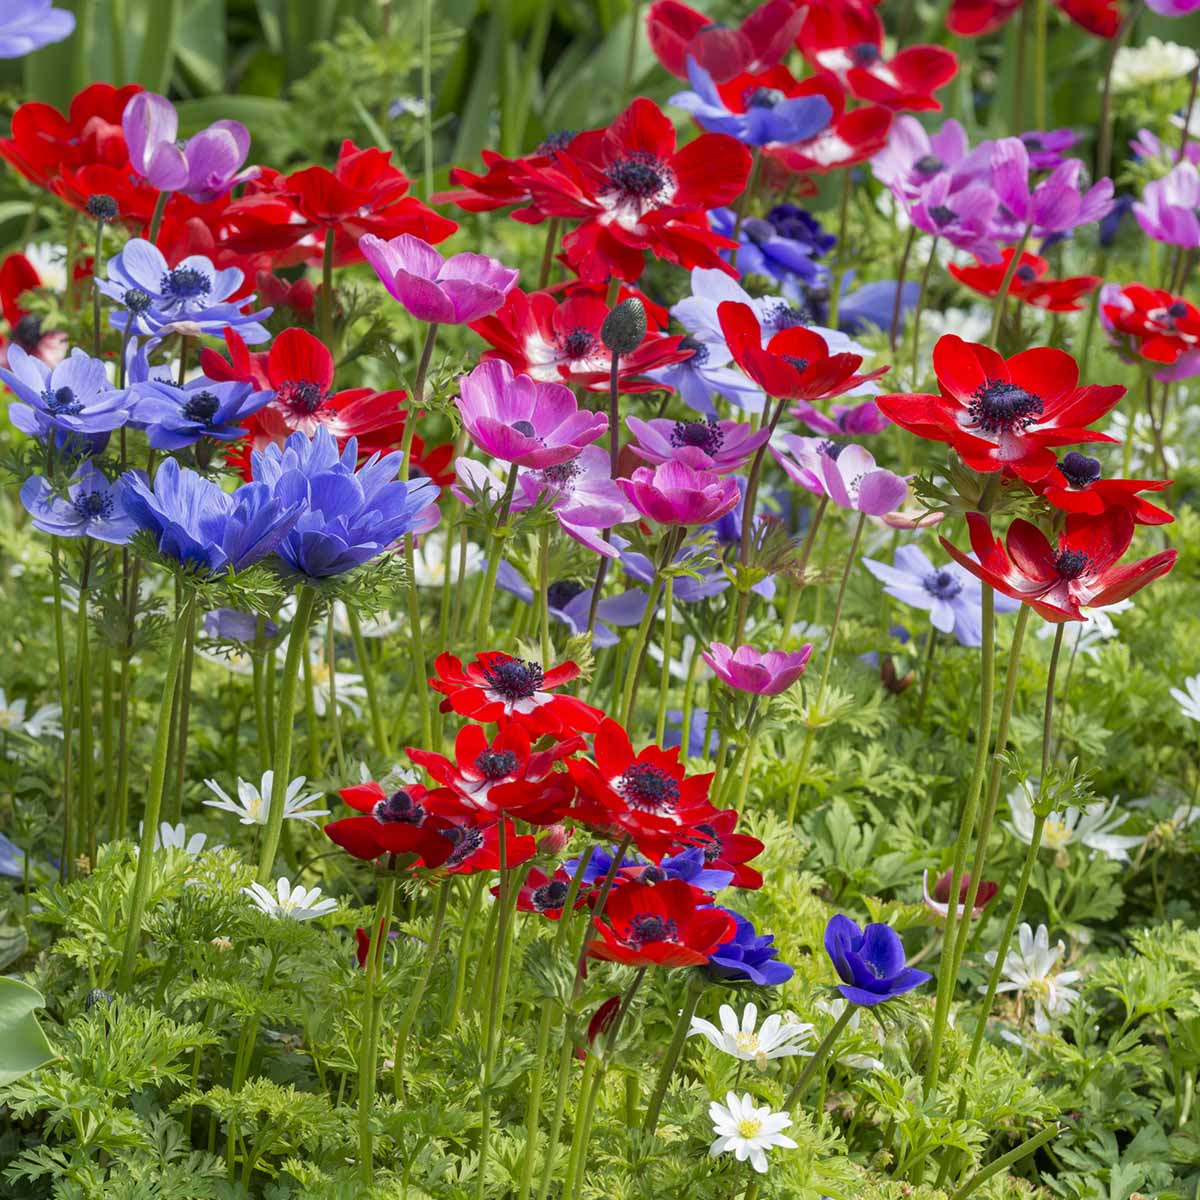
[1059, 451, 1102, 489]
[851, 42, 880, 65]
[1054, 549, 1090, 580]
[605, 152, 672, 202]
[923, 569, 962, 600]
[694, 824, 721, 863]
[746, 86, 787, 109]
[160, 267, 211, 302]
[914, 154, 943, 175]
[512, 419, 537, 437]
[1015, 265, 1037, 283]
[679, 335, 709, 367]
[531, 879, 570, 911]
[547, 579, 587, 610]
[442, 824, 484, 867]
[43, 385, 82, 415]
[671, 418, 723, 455]
[183, 390, 221, 424]
[768, 301, 811, 330]
[540, 457, 581, 487]
[638, 865, 668, 883]
[11, 314, 43, 350]
[124, 288, 152, 312]
[783, 355, 810, 374]
[821, 439, 848, 461]
[928, 204, 957, 227]
[627, 913, 676, 945]
[537, 129, 575, 156]
[482, 656, 545, 701]
[968, 379, 1043, 435]
[1166, 301, 1189, 319]
[475, 749, 518, 780]
[277, 378, 326, 415]
[86, 193, 119, 221]
[1022, 135, 1044, 152]
[617, 761, 680, 812]
[73, 490, 113, 520]
[373, 788, 426, 824]
[559, 326, 597, 359]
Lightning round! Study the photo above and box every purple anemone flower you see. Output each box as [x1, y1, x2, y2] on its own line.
[98, 240, 271, 343]
[2, 345, 129, 449]
[772, 436, 908, 515]
[646, 335, 766, 418]
[617, 536, 735, 603]
[671, 56, 832, 148]
[701, 642, 814, 696]
[203, 608, 280, 643]
[626, 414, 769, 474]
[360, 233, 518, 325]
[1018, 129, 1077, 171]
[990, 137, 1114, 240]
[251, 426, 439, 579]
[707, 910, 794, 986]
[824, 914, 930, 1006]
[618, 461, 741, 527]
[130, 374, 273, 451]
[20, 462, 136, 543]
[121, 458, 302, 575]
[1132, 161, 1200, 248]
[564, 845, 733, 892]
[790, 397, 888, 438]
[1145, 0, 1200, 12]
[456, 359, 607, 468]
[123, 92, 256, 203]
[861, 543, 1019, 648]
[871, 116, 991, 199]
[900, 174, 1000, 262]
[0, 1, 75, 57]
[709, 205, 829, 290]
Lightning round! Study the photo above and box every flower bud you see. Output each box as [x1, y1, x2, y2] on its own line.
[600, 297, 646, 354]
[537, 824, 571, 857]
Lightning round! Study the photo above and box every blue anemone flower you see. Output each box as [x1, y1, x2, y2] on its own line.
[20, 461, 137, 543]
[202, 608, 280, 643]
[823, 914, 930, 1007]
[131, 374, 273, 451]
[707, 910, 794, 986]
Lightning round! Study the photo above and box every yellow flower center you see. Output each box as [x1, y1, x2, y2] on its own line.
[734, 1032, 760, 1055]
[1042, 817, 1072, 848]
[736, 1117, 763, 1139]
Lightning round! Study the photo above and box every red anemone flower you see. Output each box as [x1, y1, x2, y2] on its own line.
[324, 781, 454, 865]
[684, 809, 765, 889]
[948, 0, 1119, 37]
[438, 816, 538, 874]
[763, 74, 893, 175]
[256, 272, 317, 323]
[948, 249, 1100, 312]
[1101, 284, 1200, 367]
[470, 283, 687, 393]
[409, 722, 580, 825]
[429, 651, 604, 737]
[718, 300, 887, 401]
[1033, 451, 1173, 526]
[507, 865, 591, 919]
[222, 140, 456, 267]
[0, 253, 68, 368]
[797, 5, 957, 112]
[940, 509, 1178, 622]
[514, 98, 751, 282]
[586, 877, 736, 967]
[567, 719, 718, 857]
[876, 335, 1124, 482]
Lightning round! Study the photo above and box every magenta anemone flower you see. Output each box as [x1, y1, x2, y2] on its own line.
[1145, 0, 1200, 13]
[1132, 162, 1200, 249]
[616, 461, 740, 526]
[790, 398, 889, 437]
[901, 174, 1001, 262]
[772, 436, 908, 515]
[360, 233, 519, 324]
[624, 414, 769, 474]
[123, 92, 255, 203]
[700, 642, 814, 696]
[990, 137, 1113, 240]
[456, 359, 607, 468]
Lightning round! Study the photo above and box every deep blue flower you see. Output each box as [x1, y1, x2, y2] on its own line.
[252, 426, 439, 578]
[766, 205, 836, 257]
[823, 914, 930, 1007]
[2, 346, 129, 451]
[202, 608, 280, 643]
[121, 458, 303, 575]
[670, 56, 832, 148]
[562, 845, 732, 892]
[710, 205, 828, 289]
[131, 373, 273, 451]
[98, 239, 271, 344]
[1099, 193, 1134, 248]
[707, 910, 794, 986]
[20, 462, 137, 543]
[664, 707, 721, 758]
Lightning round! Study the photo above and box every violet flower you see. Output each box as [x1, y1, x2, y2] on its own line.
[1132, 161, 1200, 248]
[20, 462, 136, 543]
[617, 536, 739, 603]
[123, 92, 256, 203]
[790, 398, 888, 438]
[871, 116, 990, 199]
[203, 608, 280, 643]
[626, 414, 769, 474]
[645, 336, 766, 418]
[1018, 129, 1077, 171]
[990, 137, 1114, 240]
[900, 174, 1001, 262]
[708, 910, 794, 986]
[456, 359, 607, 468]
[618, 461, 741, 526]
[0, 1, 75, 57]
[824, 914, 930, 1007]
[131, 374, 273, 451]
[702, 642, 814, 696]
[772, 436, 908, 515]
[861, 543, 1019, 648]
[1145, 0, 1200, 12]
[671, 57, 832, 148]
[360, 233, 518, 324]
[3, 345, 129, 449]
[1130, 128, 1200, 169]
[709, 205, 829, 291]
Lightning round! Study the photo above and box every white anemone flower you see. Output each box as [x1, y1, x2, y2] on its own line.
[690, 1003, 814, 1067]
[243, 877, 337, 922]
[708, 1092, 797, 1174]
[0, 689, 63, 741]
[203, 771, 328, 827]
[1005, 781, 1144, 862]
[307, 642, 368, 718]
[152, 822, 212, 856]
[412, 530, 484, 587]
[1035, 599, 1129, 659]
[1170, 674, 1200, 724]
[985, 923, 1082, 1034]
[1110, 37, 1198, 93]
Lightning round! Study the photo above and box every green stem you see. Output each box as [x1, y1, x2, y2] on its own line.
[91, 216, 106, 358]
[326, 608, 346, 778]
[1096, 2, 1141, 182]
[117, 589, 196, 990]
[447, 875, 486, 1029]
[348, 608, 389, 758]
[51, 541, 74, 881]
[987, 224, 1033, 347]
[909, 236, 939, 386]
[256, 587, 319, 884]
[538, 525, 553, 667]
[167, 601, 197, 824]
[654, 576, 675, 746]
[146, 189, 170, 244]
[827, 168, 853, 330]
[784, 1003, 855, 1108]
[76, 551, 94, 866]
[729, 148, 763, 272]
[358, 870, 397, 1186]
[421, 0, 434, 199]
[889, 226, 917, 350]
[537, 218, 561, 290]
[476, 464, 521, 645]
[1033, 0, 1048, 132]
[619, 0, 643, 105]
[950, 1124, 1060, 1200]
[914, 630, 938, 725]
[643, 978, 705, 1136]
[393, 879, 451, 1098]
[320, 227, 336, 351]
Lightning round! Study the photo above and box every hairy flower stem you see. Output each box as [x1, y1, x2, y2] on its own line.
[587, 343, 626, 635]
[730, 148, 763, 273]
[987, 223, 1033, 346]
[1096, 2, 1142, 182]
[447, 874, 487, 1028]
[914, 630, 939, 724]
[167, 601, 197, 824]
[146, 189, 170, 244]
[784, 1002, 855, 1108]
[889, 226, 917, 350]
[50, 540, 75, 880]
[654, 576, 675, 745]
[476, 463, 521, 645]
[75, 549, 95, 866]
[827, 168, 853, 330]
[393, 877, 451, 1099]
[643, 976, 705, 1136]
[347, 607, 389, 757]
[537, 218, 561, 289]
[256, 586, 318, 884]
[358, 870, 397, 1185]
[620, 530, 684, 725]
[909, 236, 940, 385]
[325, 610, 346, 777]
[950, 1123, 1060, 1200]
[117, 588, 196, 990]
[319, 227, 336, 351]
[923, 585, 996, 1094]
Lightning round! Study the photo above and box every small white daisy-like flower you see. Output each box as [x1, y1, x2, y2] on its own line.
[985, 923, 1082, 1034]
[1005, 781, 1144, 862]
[203, 771, 328, 827]
[1110, 36, 1198, 93]
[0, 689, 63, 741]
[153, 822, 211, 856]
[690, 1002, 814, 1068]
[243, 877, 337, 922]
[1170, 674, 1200, 724]
[411, 530, 484, 588]
[307, 642, 368, 718]
[708, 1091, 797, 1174]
